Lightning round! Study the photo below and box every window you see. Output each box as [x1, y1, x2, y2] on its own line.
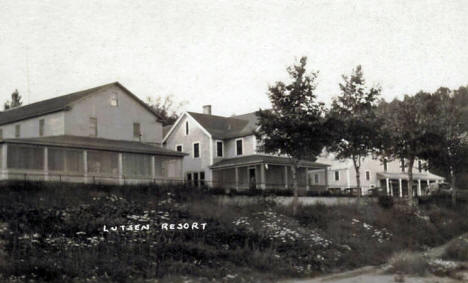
[236, 139, 243, 156]
[15, 125, 20, 138]
[89, 117, 98, 137]
[366, 171, 370, 181]
[418, 160, 422, 173]
[133, 123, 141, 138]
[185, 121, 189, 135]
[314, 174, 319, 184]
[334, 171, 340, 181]
[383, 158, 388, 172]
[193, 172, 199, 187]
[400, 158, 405, 172]
[39, 119, 45, 136]
[176, 145, 183, 152]
[200, 171, 205, 186]
[186, 173, 192, 184]
[7, 145, 44, 170]
[110, 93, 118, 106]
[216, 141, 223, 157]
[193, 142, 200, 158]
[0, 129, 3, 139]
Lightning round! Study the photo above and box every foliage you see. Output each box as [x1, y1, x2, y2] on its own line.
[256, 57, 330, 211]
[328, 65, 381, 191]
[388, 251, 429, 276]
[4, 89, 22, 110]
[377, 92, 434, 203]
[444, 237, 468, 261]
[0, 182, 467, 282]
[146, 95, 187, 126]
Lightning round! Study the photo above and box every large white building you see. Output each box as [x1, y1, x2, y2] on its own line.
[310, 152, 445, 197]
[0, 82, 184, 184]
[163, 106, 328, 190]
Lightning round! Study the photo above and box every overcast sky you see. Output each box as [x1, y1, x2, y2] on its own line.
[1, 0, 467, 116]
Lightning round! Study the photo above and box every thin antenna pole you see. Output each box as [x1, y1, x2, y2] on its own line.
[25, 46, 31, 104]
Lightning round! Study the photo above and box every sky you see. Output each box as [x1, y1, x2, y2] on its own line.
[0, 0, 467, 116]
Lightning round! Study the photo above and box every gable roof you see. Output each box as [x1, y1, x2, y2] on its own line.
[187, 111, 258, 139]
[0, 82, 162, 126]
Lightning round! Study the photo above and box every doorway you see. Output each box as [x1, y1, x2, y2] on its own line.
[249, 168, 256, 190]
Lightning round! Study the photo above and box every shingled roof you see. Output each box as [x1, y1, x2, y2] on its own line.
[187, 111, 258, 139]
[0, 82, 161, 126]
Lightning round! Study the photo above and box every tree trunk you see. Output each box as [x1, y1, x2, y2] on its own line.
[407, 157, 415, 206]
[450, 167, 457, 206]
[291, 163, 299, 216]
[352, 157, 362, 201]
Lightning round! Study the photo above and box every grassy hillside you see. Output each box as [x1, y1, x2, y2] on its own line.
[0, 182, 467, 282]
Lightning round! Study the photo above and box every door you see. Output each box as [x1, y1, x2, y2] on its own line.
[249, 168, 256, 190]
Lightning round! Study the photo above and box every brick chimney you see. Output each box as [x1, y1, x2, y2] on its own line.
[203, 105, 212, 115]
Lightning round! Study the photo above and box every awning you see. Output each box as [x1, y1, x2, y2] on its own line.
[0, 135, 186, 157]
[377, 172, 444, 181]
[210, 154, 329, 170]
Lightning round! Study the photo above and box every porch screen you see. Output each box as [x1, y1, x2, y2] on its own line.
[122, 153, 152, 178]
[48, 147, 83, 173]
[155, 156, 182, 178]
[87, 150, 118, 176]
[7, 144, 44, 170]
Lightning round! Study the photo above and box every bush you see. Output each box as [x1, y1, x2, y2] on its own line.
[378, 195, 394, 209]
[444, 238, 468, 261]
[388, 251, 429, 276]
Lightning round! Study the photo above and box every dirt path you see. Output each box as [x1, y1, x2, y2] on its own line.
[282, 234, 468, 283]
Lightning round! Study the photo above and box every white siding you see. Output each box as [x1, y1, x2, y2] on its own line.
[64, 85, 162, 144]
[0, 111, 65, 139]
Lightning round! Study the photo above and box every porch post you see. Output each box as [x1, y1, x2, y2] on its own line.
[417, 179, 422, 196]
[260, 164, 266, 190]
[151, 156, 156, 183]
[284, 166, 288, 189]
[118, 153, 123, 185]
[427, 179, 430, 187]
[399, 178, 403, 197]
[1, 144, 7, 180]
[44, 147, 49, 181]
[324, 167, 328, 189]
[235, 167, 239, 190]
[386, 178, 390, 195]
[83, 150, 88, 184]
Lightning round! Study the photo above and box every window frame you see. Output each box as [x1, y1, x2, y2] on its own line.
[39, 119, 45, 137]
[185, 121, 189, 136]
[365, 170, 370, 181]
[216, 140, 224, 157]
[235, 138, 243, 156]
[15, 124, 20, 138]
[133, 122, 141, 138]
[175, 144, 183, 152]
[89, 117, 98, 137]
[334, 170, 340, 181]
[192, 141, 200, 158]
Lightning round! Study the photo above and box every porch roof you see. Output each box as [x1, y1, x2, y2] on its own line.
[210, 154, 329, 170]
[377, 171, 444, 181]
[0, 135, 186, 157]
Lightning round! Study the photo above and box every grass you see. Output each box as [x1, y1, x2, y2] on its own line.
[388, 251, 429, 276]
[0, 181, 467, 282]
[444, 237, 468, 261]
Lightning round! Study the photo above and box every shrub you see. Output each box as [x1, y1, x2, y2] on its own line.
[378, 195, 394, 209]
[444, 238, 468, 261]
[388, 251, 428, 276]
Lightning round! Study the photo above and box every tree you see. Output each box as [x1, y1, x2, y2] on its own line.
[328, 65, 381, 197]
[378, 92, 433, 205]
[256, 57, 329, 214]
[4, 89, 22, 110]
[146, 95, 186, 126]
[423, 87, 468, 205]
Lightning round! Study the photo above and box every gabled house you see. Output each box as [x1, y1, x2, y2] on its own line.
[0, 82, 185, 184]
[311, 152, 445, 197]
[163, 106, 329, 190]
